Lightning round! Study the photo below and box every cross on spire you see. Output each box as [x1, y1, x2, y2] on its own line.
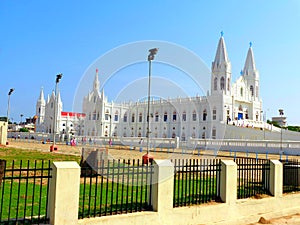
[220, 31, 224, 37]
[249, 42, 252, 48]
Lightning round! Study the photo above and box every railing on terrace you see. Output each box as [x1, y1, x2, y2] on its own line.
[235, 158, 270, 199]
[280, 159, 300, 193]
[0, 160, 51, 225]
[79, 159, 154, 219]
[172, 158, 221, 207]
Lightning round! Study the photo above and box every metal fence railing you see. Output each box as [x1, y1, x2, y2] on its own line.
[172, 159, 221, 207]
[280, 159, 300, 193]
[79, 159, 154, 219]
[0, 160, 52, 224]
[235, 158, 270, 199]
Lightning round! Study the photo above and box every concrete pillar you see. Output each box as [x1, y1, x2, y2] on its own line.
[49, 162, 80, 225]
[151, 160, 174, 213]
[0, 122, 7, 145]
[269, 160, 283, 197]
[220, 160, 237, 204]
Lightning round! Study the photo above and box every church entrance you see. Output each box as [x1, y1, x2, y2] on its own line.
[238, 113, 243, 120]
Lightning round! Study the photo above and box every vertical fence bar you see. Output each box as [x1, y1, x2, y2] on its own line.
[126, 159, 130, 214]
[23, 160, 30, 222]
[120, 159, 125, 213]
[140, 159, 144, 211]
[135, 159, 139, 212]
[99, 160, 104, 217]
[110, 159, 115, 215]
[130, 159, 135, 213]
[15, 160, 22, 222]
[115, 159, 120, 215]
[104, 160, 110, 216]
[93, 164, 99, 217]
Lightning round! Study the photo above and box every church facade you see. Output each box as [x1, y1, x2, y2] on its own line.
[81, 35, 263, 140]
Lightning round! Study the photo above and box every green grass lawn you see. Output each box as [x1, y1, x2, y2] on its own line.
[0, 146, 80, 223]
[0, 146, 81, 165]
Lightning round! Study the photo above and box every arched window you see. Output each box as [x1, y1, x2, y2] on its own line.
[131, 113, 135, 123]
[182, 111, 186, 121]
[192, 132, 196, 138]
[250, 85, 254, 97]
[123, 112, 127, 122]
[203, 109, 207, 121]
[202, 132, 206, 139]
[227, 78, 230, 91]
[155, 112, 159, 122]
[172, 132, 176, 138]
[173, 111, 177, 121]
[164, 112, 168, 122]
[139, 112, 143, 122]
[105, 110, 110, 120]
[212, 127, 217, 139]
[220, 77, 225, 90]
[240, 87, 243, 97]
[213, 108, 217, 120]
[214, 77, 218, 91]
[192, 110, 197, 121]
[114, 110, 119, 121]
[181, 132, 186, 141]
[97, 112, 100, 120]
[93, 110, 96, 120]
[256, 86, 259, 98]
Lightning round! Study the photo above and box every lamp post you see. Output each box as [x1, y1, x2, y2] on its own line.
[50, 74, 62, 152]
[7, 88, 14, 125]
[279, 109, 284, 154]
[143, 48, 158, 164]
[20, 114, 23, 126]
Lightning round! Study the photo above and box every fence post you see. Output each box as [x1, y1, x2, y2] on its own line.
[48, 162, 80, 225]
[151, 160, 174, 213]
[269, 160, 283, 197]
[220, 160, 237, 204]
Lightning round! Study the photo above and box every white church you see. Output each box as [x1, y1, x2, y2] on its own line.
[80, 35, 263, 140]
[38, 34, 300, 142]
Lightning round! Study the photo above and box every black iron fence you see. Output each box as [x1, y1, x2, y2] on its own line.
[235, 158, 270, 199]
[280, 159, 300, 193]
[172, 159, 221, 207]
[0, 160, 51, 224]
[79, 159, 154, 219]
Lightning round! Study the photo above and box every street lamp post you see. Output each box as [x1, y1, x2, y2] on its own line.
[279, 109, 284, 154]
[143, 48, 158, 164]
[7, 88, 15, 125]
[20, 114, 23, 126]
[50, 74, 62, 152]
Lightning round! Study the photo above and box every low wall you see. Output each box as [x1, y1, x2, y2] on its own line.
[77, 190, 300, 225]
[48, 159, 300, 225]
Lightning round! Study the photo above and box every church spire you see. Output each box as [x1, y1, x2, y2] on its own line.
[38, 87, 45, 103]
[213, 32, 229, 67]
[242, 42, 257, 75]
[93, 68, 100, 91]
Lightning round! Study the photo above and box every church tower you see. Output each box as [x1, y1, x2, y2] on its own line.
[211, 32, 232, 96]
[242, 43, 260, 101]
[36, 87, 45, 125]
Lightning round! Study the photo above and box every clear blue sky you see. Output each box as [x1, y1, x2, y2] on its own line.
[1, 1, 300, 125]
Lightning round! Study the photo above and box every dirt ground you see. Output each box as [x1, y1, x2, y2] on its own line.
[7, 138, 300, 162]
[6, 139, 300, 224]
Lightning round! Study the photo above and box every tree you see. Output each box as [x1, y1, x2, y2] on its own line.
[19, 127, 29, 132]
